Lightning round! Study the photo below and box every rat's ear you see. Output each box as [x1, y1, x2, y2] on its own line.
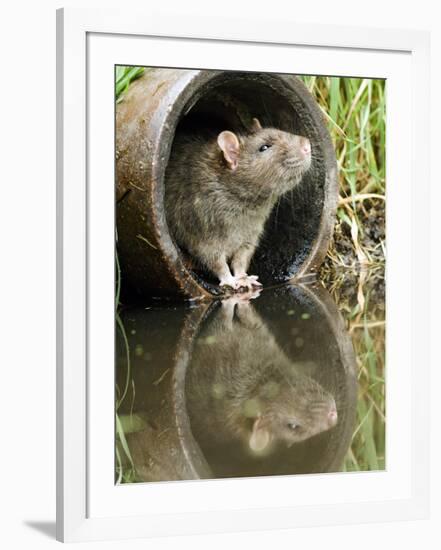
[249, 417, 271, 453]
[250, 117, 263, 133]
[217, 131, 240, 170]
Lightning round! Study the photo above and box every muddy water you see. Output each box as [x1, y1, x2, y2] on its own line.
[115, 280, 384, 483]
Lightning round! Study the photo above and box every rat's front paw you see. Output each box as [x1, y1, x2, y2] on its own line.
[219, 274, 263, 292]
[236, 274, 263, 290]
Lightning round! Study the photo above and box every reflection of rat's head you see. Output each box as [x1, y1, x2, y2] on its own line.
[187, 298, 338, 457]
[217, 118, 311, 197]
[248, 371, 338, 453]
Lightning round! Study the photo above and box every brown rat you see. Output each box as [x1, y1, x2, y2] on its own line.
[164, 118, 311, 291]
[186, 296, 338, 454]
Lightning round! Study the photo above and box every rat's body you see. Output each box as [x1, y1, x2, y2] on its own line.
[164, 119, 311, 290]
[186, 298, 337, 453]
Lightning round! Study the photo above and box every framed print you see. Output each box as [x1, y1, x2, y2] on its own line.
[56, 7, 430, 543]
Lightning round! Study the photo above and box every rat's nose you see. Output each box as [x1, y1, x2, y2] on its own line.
[300, 137, 311, 157]
[327, 408, 338, 427]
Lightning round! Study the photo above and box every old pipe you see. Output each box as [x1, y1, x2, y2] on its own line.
[116, 69, 338, 300]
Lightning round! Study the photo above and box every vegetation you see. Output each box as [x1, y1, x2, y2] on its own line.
[115, 66, 145, 103]
[301, 76, 386, 471]
[300, 76, 386, 271]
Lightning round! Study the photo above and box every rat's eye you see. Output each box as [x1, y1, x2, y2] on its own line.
[287, 422, 298, 431]
[259, 144, 271, 152]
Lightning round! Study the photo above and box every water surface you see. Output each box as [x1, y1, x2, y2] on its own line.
[116, 278, 385, 482]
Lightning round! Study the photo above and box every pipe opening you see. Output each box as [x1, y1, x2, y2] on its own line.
[165, 74, 327, 293]
[116, 70, 336, 299]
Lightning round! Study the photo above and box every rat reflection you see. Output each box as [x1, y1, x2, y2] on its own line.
[186, 295, 338, 456]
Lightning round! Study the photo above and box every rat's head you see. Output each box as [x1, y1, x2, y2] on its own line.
[217, 118, 312, 199]
[248, 373, 338, 453]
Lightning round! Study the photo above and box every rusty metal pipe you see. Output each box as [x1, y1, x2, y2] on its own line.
[116, 69, 338, 300]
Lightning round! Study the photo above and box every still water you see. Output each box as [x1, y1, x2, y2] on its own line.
[116, 278, 385, 483]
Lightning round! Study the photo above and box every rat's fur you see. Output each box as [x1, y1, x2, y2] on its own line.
[164, 120, 311, 290]
[186, 299, 337, 453]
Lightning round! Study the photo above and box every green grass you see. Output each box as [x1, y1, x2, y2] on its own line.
[344, 315, 386, 472]
[115, 66, 145, 102]
[348, 299, 385, 472]
[300, 76, 386, 269]
[300, 76, 386, 471]
[324, 262, 385, 471]
[115, 311, 138, 483]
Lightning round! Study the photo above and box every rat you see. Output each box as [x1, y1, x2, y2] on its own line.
[164, 118, 312, 291]
[186, 296, 338, 454]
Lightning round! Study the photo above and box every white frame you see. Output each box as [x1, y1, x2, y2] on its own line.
[56, 7, 430, 543]
[89, 31, 412, 519]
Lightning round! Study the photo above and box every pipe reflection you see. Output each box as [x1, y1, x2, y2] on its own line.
[116, 283, 357, 482]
